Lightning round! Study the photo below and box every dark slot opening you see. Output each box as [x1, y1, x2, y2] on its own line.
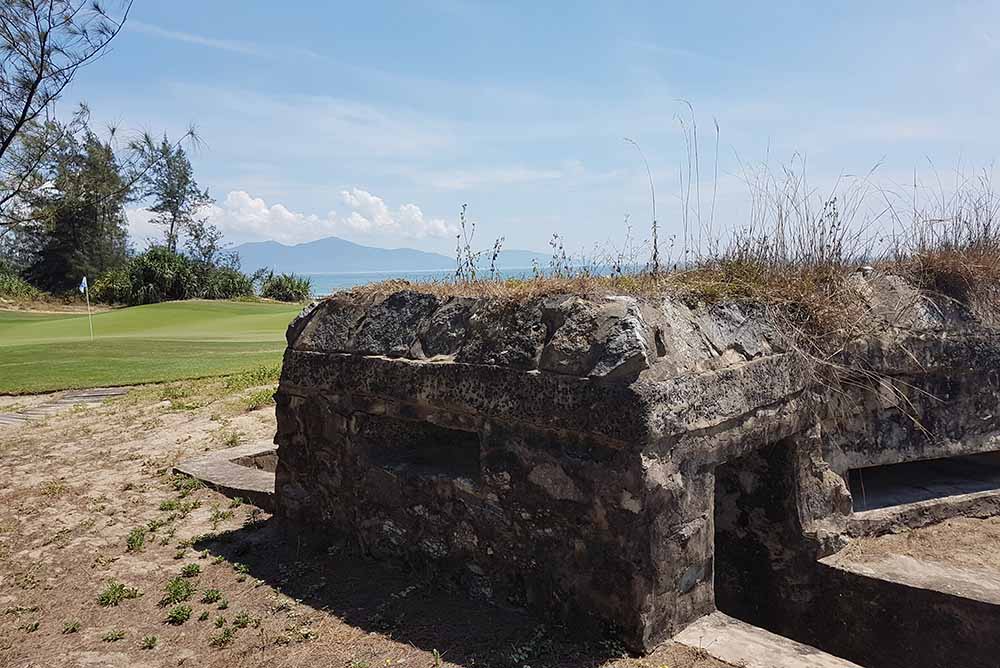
[370, 420, 481, 482]
[848, 451, 1000, 512]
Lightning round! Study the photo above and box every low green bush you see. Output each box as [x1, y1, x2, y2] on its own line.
[0, 262, 42, 300]
[199, 266, 254, 300]
[91, 247, 254, 305]
[259, 271, 311, 302]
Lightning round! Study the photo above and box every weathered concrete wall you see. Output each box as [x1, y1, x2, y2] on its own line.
[274, 273, 1000, 655]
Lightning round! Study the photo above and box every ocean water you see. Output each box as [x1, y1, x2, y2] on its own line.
[303, 267, 540, 296]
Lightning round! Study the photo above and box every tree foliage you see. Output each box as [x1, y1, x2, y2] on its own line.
[141, 137, 213, 253]
[1, 0, 132, 230]
[16, 123, 130, 291]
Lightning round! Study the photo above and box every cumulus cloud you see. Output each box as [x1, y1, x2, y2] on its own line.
[127, 189, 455, 247]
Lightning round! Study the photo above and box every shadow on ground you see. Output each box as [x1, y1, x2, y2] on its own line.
[195, 518, 628, 668]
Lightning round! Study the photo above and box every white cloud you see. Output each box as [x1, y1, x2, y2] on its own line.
[129, 21, 323, 61]
[129, 21, 260, 55]
[127, 189, 456, 247]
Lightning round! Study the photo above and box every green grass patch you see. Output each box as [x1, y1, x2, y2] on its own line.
[224, 363, 281, 391]
[240, 387, 275, 411]
[0, 300, 299, 394]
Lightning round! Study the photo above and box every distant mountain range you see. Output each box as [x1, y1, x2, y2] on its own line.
[233, 236, 549, 274]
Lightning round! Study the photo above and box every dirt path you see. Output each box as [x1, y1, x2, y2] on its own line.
[0, 378, 729, 668]
[839, 515, 1000, 573]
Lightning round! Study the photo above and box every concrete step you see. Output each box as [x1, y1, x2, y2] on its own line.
[675, 612, 863, 668]
[0, 387, 130, 429]
[0, 414, 29, 425]
[174, 442, 277, 512]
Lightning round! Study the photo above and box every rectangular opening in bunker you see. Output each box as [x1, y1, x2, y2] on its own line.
[848, 451, 1000, 512]
[712, 442, 796, 631]
[368, 418, 481, 482]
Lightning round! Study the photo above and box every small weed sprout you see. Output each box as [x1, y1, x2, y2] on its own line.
[140, 635, 158, 650]
[166, 605, 192, 625]
[126, 526, 147, 552]
[209, 626, 238, 647]
[161, 577, 196, 605]
[214, 616, 227, 628]
[181, 563, 201, 578]
[233, 611, 259, 629]
[171, 475, 203, 498]
[40, 480, 67, 497]
[198, 611, 210, 621]
[62, 620, 80, 634]
[210, 508, 234, 529]
[201, 589, 223, 604]
[19, 620, 39, 632]
[221, 431, 242, 447]
[102, 629, 126, 642]
[98, 580, 142, 607]
[241, 389, 274, 412]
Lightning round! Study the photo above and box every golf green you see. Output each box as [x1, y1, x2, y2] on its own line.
[0, 300, 303, 394]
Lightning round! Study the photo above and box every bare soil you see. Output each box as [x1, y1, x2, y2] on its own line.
[0, 379, 729, 668]
[840, 516, 1000, 573]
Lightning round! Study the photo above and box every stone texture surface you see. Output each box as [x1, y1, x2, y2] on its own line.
[273, 274, 1000, 657]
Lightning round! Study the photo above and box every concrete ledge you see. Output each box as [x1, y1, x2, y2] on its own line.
[822, 551, 1000, 607]
[848, 488, 1000, 537]
[675, 612, 863, 668]
[174, 442, 276, 512]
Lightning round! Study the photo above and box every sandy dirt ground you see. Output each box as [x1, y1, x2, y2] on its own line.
[839, 515, 1000, 573]
[0, 378, 729, 668]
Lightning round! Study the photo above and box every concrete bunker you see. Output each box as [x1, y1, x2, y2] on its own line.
[273, 276, 1000, 665]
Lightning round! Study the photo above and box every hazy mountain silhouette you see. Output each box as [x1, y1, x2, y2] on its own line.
[234, 236, 548, 274]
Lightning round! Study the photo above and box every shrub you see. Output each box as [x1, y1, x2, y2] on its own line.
[91, 247, 255, 305]
[259, 271, 311, 302]
[199, 266, 254, 300]
[0, 269, 41, 300]
[89, 265, 131, 304]
[126, 246, 197, 304]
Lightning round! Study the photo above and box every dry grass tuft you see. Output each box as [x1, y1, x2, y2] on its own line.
[347, 163, 1000, 353]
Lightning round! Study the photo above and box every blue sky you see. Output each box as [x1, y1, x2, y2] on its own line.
[66, 0, 1000, 257]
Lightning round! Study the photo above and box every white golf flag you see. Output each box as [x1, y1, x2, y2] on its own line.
[79, 276, 88, 294]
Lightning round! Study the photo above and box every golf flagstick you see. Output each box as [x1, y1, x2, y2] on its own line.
[80, 276, 93, 342]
